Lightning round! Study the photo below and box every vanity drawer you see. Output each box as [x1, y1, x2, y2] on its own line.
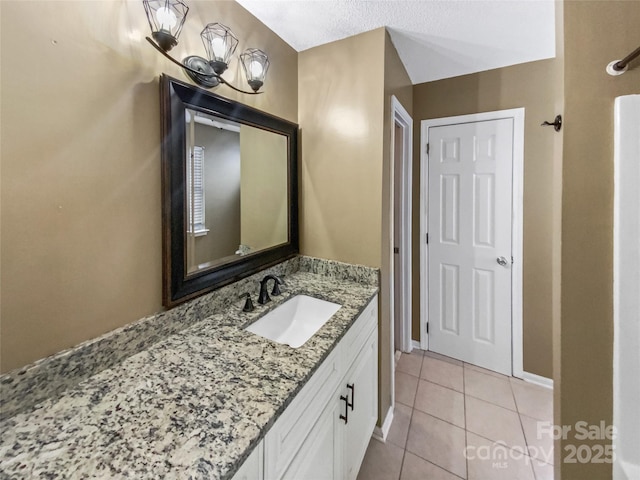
[341, 297, 378, 368]
[264, 346, 342, 480]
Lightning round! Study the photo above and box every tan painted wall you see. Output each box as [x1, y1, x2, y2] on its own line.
[240, 125, 288, 252]
[412, 57, 564, 379]
[298, 29, 386, 267]
[299, 28, 390, 423]
[560, 2, 640, 479]
[0, 0, 298, 373]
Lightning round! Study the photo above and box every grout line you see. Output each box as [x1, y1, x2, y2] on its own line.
[463, 362, 511, 380]
[423, 351, 464, 367]
[464, 393, 518, 412]
[464, 362, 511, 381]
[395, 398, 415, 409]
[398, 447, 406, 480]
[404, 451, 467, 480]
[463, 361, 469, 480]
[398, 351, 412, 480]
[417, 356, 465, 392]
[404, 436, 467, 479]
[509, 372, 524, 417]
[411, 406, 467, 431]
[417, 376, 464, 394]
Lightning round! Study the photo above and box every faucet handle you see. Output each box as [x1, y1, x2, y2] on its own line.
[271, 276, 284, 296]
[239, 292, 254, 312]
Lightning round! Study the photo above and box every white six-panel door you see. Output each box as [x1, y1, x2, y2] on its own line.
[427, 118, 514, 375]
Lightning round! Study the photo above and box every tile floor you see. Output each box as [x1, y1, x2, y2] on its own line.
[357, 349, 554, 480]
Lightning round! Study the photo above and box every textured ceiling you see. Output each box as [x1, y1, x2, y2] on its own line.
[235, 0, 556, 84]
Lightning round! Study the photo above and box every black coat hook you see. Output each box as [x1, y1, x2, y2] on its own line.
[541, 115, 562, 132]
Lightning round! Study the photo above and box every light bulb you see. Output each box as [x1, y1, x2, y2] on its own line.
[249, 60, 263, 79]
[156, 6, 177, 32]
[211, 37, 227, 61]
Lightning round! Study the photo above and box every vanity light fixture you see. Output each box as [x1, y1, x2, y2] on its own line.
[240, 48, 270, 93]
[143, 0, 269, 94]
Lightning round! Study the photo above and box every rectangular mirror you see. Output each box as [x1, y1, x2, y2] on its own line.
[161, 75, 298, 307]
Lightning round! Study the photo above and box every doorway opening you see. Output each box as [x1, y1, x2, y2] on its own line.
[389, 96, 413, 408]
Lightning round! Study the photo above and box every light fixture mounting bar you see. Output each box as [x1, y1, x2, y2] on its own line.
[145, 37, 262, 95]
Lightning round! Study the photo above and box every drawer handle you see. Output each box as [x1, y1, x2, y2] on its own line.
[347, 384, 355, 411]
[339, 395, 349, 424]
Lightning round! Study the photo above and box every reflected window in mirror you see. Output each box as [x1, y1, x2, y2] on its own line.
[187, 143, 207, 238]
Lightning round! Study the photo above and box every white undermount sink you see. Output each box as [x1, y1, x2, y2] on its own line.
[245, 295, 342, 348]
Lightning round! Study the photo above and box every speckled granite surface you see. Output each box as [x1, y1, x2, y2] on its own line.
[0, 259, 307, 421]
[0, 257, 378, 480]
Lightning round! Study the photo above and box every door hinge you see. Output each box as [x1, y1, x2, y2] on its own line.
[426, 143, 430, 155]
[426, 233, 429, 244]
[426, 322, 429, 334]
[393, 247, 399, 254]
[511, 256, 514, 264]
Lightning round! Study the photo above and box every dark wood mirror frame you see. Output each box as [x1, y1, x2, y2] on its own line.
[160, 75, 299, 307]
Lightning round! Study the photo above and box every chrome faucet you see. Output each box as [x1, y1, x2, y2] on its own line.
[258, 274, 284, 304]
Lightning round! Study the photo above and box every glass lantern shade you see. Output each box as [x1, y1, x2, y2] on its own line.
[143, 0, 188, 52]
[240, 48, 270, 92]
[201, 23, 238, 75]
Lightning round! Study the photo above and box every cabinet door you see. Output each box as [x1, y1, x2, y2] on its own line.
[264, 347, 342, 479]
[279, 399, 343, 480]
[343, 330, 378, 480]
[231, 441, 263, 480]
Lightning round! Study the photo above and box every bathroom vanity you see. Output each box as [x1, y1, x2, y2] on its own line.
[234, 294, 377, 480]
[0, 257, 379, 480]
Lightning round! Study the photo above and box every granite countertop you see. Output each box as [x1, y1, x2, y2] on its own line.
[0, 269, 378, 480]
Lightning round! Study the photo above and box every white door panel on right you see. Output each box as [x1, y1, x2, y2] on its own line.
[428, 119, 513, 375]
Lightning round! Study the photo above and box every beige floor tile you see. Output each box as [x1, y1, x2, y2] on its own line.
[520, 414, 554, 465]
[466, 432, 536, 480]
[400, 452, 463, 480]
[424, 350, 463, 366]
[466, 396, 527, 450]
[387, 403, 413, 449]
[397, 352, 423, 377]
[464, 368, 516, 410]
[421, 356, 464, 392]
[409, 348, 426, 356]
[414, 380, 465, 427]
[406, 410, 467, 478]
[395, 371, 419, 407]
[464, 362, 510, 380]
[531, 458, 555, 480]
[510, 380, 553, 422]
[356, 437, 404, 480]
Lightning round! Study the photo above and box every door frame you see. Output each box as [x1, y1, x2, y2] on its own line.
[390, 96, 413, 357]
[419, 108, 524, 378]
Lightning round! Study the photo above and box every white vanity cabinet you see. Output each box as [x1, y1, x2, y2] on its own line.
[263, 294, 379, 480]
[231, 442, 263, 480]
[342, 329, 378, 480]
[279, 398, 344, 480]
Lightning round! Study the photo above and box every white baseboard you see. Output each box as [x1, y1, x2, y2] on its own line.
[412, 340, 422, 351]
[522, 371, 553, 389]
[373, 406, 394, 442]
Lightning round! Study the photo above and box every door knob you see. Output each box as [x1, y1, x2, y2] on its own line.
[497, 256, 509, 267]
